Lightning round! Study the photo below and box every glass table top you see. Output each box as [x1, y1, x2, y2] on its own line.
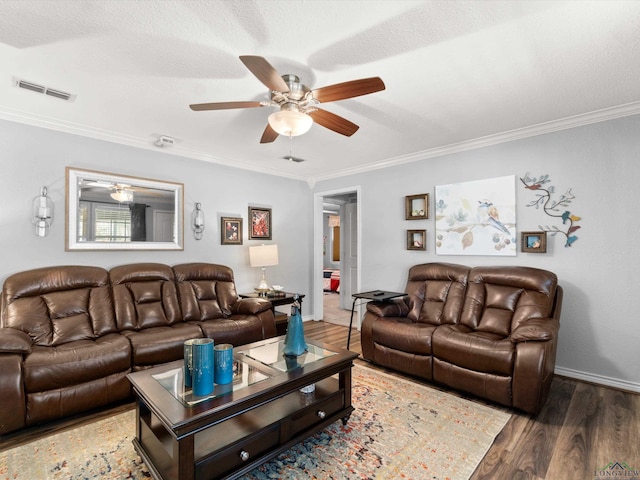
[237, 339, 337, 372]
[152, 339, 337, 407]
[152, 358, 270, 406]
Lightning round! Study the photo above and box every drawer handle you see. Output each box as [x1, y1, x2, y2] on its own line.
[240, 450, 250, 462]
[317, 410, 326, 419]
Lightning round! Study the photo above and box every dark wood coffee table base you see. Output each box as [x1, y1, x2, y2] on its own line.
[129, 338, 357, 480]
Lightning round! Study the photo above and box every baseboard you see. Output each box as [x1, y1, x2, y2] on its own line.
[555, 367, 640, 393]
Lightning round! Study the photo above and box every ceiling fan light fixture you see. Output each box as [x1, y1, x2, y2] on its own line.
[111, 189, 134, 203]
[268, 107, 313, 137]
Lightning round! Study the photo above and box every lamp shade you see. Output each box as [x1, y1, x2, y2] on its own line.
[268, 109, 313, 137]
[249, 244, 279, 267]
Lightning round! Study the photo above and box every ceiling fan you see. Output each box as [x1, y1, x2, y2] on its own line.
[81, 180, 162, 202]
[189, 55, 385, 143]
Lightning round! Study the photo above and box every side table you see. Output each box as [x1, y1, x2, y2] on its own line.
[348, 290, 406, 349]
[239, 292, 305, 336]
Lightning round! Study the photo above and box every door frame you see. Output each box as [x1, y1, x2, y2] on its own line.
[313, 186, 361, 325]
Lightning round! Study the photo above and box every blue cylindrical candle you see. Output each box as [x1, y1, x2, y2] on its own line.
[191, 338, 214, 396]
[214, 344, 234, 385]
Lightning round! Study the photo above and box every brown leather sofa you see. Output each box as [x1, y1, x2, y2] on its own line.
[361, 263, 562, 414]
[0, 262, 276, 435]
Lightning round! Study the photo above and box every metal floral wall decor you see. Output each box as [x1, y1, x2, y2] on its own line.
[435, 175, 516, 256]
[520, 173, 581, 247]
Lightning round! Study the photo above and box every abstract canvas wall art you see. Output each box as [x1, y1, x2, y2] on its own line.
[435, 175, 516, 256]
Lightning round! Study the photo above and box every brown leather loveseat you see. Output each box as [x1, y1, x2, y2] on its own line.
[0, 262, 276, 435]
[361, 263, 562, 414]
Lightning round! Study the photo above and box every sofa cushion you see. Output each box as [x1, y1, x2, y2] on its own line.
[368, 317, 436, 355]
[460, 266, 558, 335]
[196, 316, 265, 346]
[110, 263, 182, 330]
[121, 323, 203, 368]
[405, 263, 469, 325]
[432, 324, 515, 375]
[2, 266, 117, 346]
[173, 263, 240, 320]
[23, 333, 131, 392]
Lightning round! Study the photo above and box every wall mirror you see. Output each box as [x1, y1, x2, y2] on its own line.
[66, 167, 184, 251]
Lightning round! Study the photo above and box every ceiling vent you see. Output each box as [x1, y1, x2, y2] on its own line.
[282, 155, 305, 163]
[14, 77, 76, 102]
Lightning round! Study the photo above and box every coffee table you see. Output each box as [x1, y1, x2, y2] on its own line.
[127, 336, 359, 480]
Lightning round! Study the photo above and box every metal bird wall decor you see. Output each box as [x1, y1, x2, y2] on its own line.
[520, 173, 581, 247]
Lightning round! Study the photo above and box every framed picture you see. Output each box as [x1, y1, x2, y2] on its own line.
[407, 230, 426, 250]
[221, 217, 243, 245]
[249, 207, 272, 240]
[405, 194, 429, 220]
[521, 231, 547, 253]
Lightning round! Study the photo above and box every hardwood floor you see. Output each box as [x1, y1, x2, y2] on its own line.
[3, 321, 638, 480]
[303, 320, 640, 480]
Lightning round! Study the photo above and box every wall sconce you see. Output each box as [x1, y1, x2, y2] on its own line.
[32, 186, 54, 237]
[192, 202, 205, 240]
[249, 244, 279, 294]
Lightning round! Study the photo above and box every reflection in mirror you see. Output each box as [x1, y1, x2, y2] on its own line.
[66, 167, 184, 251]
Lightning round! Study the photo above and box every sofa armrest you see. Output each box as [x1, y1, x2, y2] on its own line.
[0, 328, 33, 354]
[231, 297, 272, 316]
[510, 318, 558, 343]
[0, 351, 27, 433]
[365, 298, 409, 318]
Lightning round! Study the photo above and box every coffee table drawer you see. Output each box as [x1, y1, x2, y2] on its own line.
[287, 391, 344, 439]
[195, 424, 280, 479]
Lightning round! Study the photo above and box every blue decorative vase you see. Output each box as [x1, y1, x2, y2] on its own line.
[191, 338, 214, 396]
[214, 344, 234, 385]
[283, 297, 307, 357]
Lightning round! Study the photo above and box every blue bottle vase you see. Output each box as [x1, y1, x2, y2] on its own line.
[283, 301, 307, 357]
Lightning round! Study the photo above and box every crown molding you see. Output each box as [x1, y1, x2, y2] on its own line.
[310, 101, 640, 183]
[0, 107, 310, 182]
[2, 100, 639, 186]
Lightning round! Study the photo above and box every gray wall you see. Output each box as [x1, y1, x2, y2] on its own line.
[313, 114, 640, 391]
[2, 114, 639, 391]
[0, 119, 313, 300]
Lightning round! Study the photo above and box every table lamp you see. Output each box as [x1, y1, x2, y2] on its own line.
[249, 244, 279, 293]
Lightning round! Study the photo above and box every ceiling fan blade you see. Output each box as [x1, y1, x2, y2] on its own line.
[309, 109, 359, 137]
[239, 55, 290, 93]
[190, 101, 264, 111]
[260, 124, 279, 144]
[312, 77, 385, 103]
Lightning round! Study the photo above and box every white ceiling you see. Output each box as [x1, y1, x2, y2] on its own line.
[2, 0, 640, 183]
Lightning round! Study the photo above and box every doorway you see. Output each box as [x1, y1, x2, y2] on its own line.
[313, 187, 360, 328]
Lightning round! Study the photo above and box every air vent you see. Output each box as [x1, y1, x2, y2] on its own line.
[282, 155, 305, 163]
[45, 88, 72, 101]
[14, 77, 76, 102]
[17, 80, 45, 94]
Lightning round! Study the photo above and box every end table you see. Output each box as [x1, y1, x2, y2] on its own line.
[348, 290, 406, 349]
[239, 292, 305, 336]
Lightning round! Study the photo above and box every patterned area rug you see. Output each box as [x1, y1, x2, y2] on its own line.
[0, 364, 510, 479]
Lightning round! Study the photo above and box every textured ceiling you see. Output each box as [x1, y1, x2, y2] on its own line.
[1, 0, 640, 183]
